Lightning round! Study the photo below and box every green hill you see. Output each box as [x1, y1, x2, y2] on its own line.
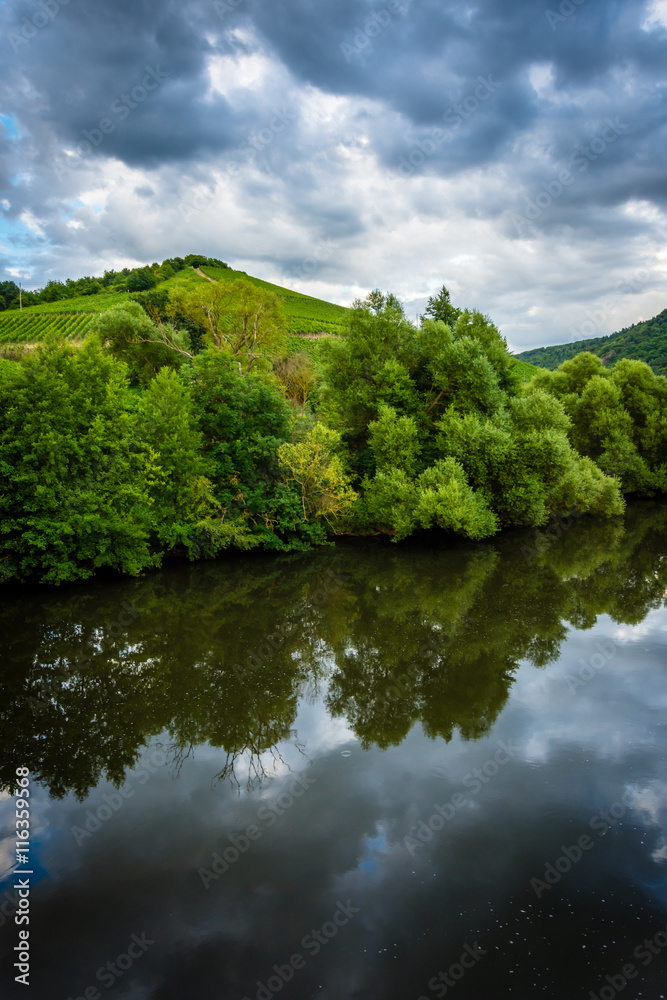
[0, 261, 349, 353]
[512, 358, 542, 382]
[517, 307, 667, 377]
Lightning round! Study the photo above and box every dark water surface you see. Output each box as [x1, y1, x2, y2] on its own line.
[1, 504, 667, 1000]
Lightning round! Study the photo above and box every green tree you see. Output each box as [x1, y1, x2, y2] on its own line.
[423, 283, 461, 327]
[436, 387, 624, 527]
[277, 424, 357, 525]
[174, 277, 287, 373]
[135, 368, 220, 556]
[368, 404, 421, 477]
[0, 338, 160, 584]
[96, 301, 192, 384]
[531, 354, 667, 495]
[126, 267, 157, 292]
[183, 351, 319, 549]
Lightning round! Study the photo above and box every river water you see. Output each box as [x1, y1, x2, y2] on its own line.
[1, 503, 666, 999]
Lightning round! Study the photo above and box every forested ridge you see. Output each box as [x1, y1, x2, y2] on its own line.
[1, 272, 665, 585]
[517, 306, 667, 377]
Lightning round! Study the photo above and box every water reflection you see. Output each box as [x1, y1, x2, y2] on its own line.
[1, 503, 665, 799]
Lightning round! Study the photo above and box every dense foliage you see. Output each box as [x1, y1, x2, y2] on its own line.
[517, 306, 667, 377]
[1, 278, 666, 584]
[530, 353, 667, 495]
[0, 254, 228, 309]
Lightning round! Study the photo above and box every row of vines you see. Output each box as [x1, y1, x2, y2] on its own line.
[0, 312, 96, 345]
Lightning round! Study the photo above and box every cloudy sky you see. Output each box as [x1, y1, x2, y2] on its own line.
[0, 0, 666, 352]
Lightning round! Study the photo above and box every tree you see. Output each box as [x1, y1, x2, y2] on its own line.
[174, 277, 287, 373]
[436, 387, 625, 527]
[126, 267, 157, 292]
[368, 404, 421, 477]
[96, 301, 192, 384]
[357, 458, 498, 542]
[0, 338, 159, 584]
[273, 352, 319, 411]
[320, 290, 419, 464]
[157, 261, 175, 282]
[0, 280, 20, 310]
[320, 293, 518, 475]
[277, 424, 357, 525]
[423, 284, 461, 327]
[321, 292, 625, 540]
[183, 350, 320, 549]
[135, 368, 220, 556]
[531, 353, 667, 495]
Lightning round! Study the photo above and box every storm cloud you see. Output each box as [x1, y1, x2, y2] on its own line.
[1, 0, 666, 349]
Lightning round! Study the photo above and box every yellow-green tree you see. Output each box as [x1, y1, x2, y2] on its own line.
[174, 277, 286, 373]
[278, 424, 357, 525]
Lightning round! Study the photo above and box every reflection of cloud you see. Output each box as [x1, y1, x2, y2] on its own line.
[623, 782, 667, 864]
[510, 612, 667, 764]
[292, 685, 357, 756]
[613, 608, 667, 643]
[0, 837, 15, 881]
[625, 782, 667, 826]
[356, 828, 388, 880]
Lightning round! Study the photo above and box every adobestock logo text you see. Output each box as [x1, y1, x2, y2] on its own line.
[54, 66, 168, 180]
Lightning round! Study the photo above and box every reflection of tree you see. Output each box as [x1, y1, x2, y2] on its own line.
[213, 733, 306, 793]
[1, 504, 666, 798]
[324, 505, 667, 747]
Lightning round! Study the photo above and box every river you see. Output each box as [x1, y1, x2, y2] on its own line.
[1, 502, 666, 999]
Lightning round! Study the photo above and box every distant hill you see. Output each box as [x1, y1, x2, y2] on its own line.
[517, 307, 667, 377]
[0, 257, 350, 353]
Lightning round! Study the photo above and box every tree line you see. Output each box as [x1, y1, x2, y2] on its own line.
[1, 278, 666, 584]
[0, 254, 227, 309]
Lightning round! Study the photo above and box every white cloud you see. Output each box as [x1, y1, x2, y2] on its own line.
[643, 0, 667, 30]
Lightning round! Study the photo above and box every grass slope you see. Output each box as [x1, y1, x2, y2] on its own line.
[2, 266, 349, 351]
[512, 358, 542, 382]
[517, 307, 667, 377]
[7, 291, 133, 315]
[198, 264, 349, 335]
